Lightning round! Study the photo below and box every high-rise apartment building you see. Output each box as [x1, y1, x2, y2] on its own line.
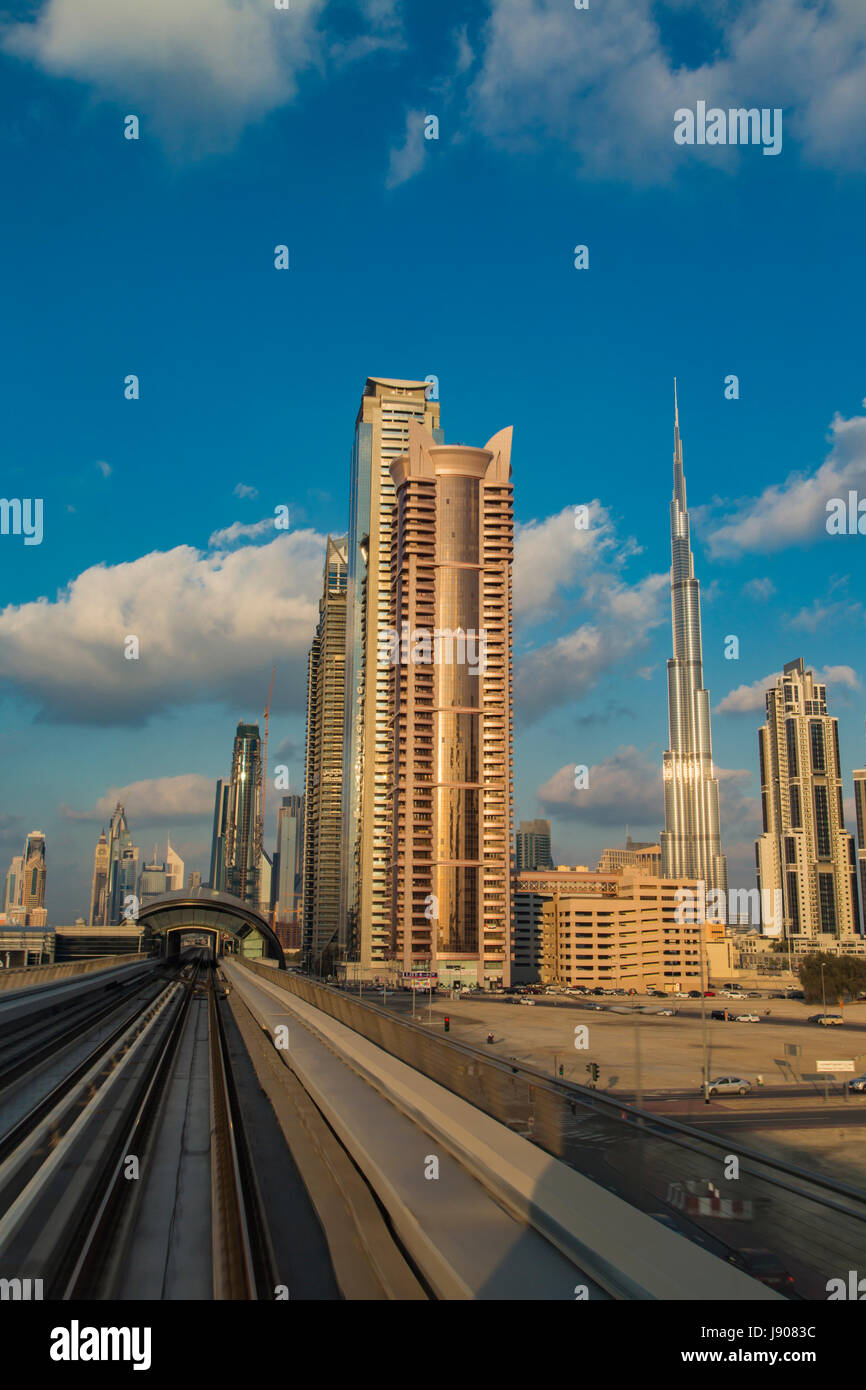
[21, 832, 47, 915]
[341, 379, 443, 970]
[515, 819, 553, 872]
[223, 723, 263, 907]
[661, 386, 727, 895]
[304, 537, 348, 970]
[88, 830, 110, 925]
[274, 794, 304, 946]
[4, 855, 23, 917]
[756, 660, 859, 942]
[855, 770, 866, 935]
[386, 421, 514, 989]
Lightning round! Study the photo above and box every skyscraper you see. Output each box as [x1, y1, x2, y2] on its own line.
[386, 420, 514, 988]
[103, 805, 140, 925]
[165, 834, 184, 892]
[4, 854, 23, 920]
[341, 379, 443, 970]
[139, 849, 169, 905]
[854, 769, 866, 935]
[273, 793, 304, 945]
[304, 537, 348, 970]
[516, 819, 553, 873]
[88, 830, 110, 925]
[224, 722, 263, 907]
[208, 779, 229, 891]
[661, 385, 727, 896]
[756, 660, 859, 941]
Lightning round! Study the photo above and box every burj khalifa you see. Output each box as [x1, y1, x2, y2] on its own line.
[660, 384, 728, 895]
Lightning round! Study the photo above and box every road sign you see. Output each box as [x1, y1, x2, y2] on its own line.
[816, 1060, 855, 1071]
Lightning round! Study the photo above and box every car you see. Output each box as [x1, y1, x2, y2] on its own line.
[613, 989, 627, 996]
[657, 1008, 676, 1016]
[583, 1002, 604, 1010]
[734, 1013, 761, 1023]
[849, 1075, 866, 1093]
[722, 991, 746, 999]
[703, 990, 716, 997]
[710, 1009, 732, 1021]
[590, 987, 605, 995]
[518, 997, 535, 1006]
[727, 1248, 795, 1292]
[706, 1076, 752, 1096]
[688, 990, 702, 998]
[746, 991, 763, 999]
[808, 1013, 844, 1026]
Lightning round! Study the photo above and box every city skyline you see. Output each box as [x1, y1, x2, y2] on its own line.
[3, 374, 865, 925]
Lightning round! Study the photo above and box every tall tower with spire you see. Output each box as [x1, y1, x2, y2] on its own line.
[661, 383, 727, 896]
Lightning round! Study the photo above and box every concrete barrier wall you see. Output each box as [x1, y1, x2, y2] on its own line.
[0, 953, 149, 994]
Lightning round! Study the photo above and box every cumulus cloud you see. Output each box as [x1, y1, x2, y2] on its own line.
[469, 0, 866, 182]
[537, 746, 662, 827]
[515, 570, 668, 723]
[715, 663, 860, 713]
[1, 0, 399, 155]
[62, 773, 216, 824]
[514, 503, 619, 619]
[0, 529, 325, 725]
[701, 406, 866, 559]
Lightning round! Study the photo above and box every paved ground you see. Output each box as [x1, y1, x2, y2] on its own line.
[371, 990, 866, 1188]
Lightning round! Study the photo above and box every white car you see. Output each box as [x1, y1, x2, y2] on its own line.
[657, 1008, 676, 1016]
[722, 991, 746, 999]
[518, 997, 536, 1006]
[808, 1013, 844, 1026]
[734, 1012, 760, 1023]
[707, 1076, 752, 1096]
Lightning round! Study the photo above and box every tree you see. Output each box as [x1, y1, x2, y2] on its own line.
[798, 952, 866, 1004]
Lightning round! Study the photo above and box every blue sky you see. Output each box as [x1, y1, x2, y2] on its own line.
[1, 0, 865, 920]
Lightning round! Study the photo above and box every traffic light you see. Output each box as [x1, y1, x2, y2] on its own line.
[585, 1062, 599, 1082]
[444, 1015, 450, 1032]
[558, 1064, 564, 1077]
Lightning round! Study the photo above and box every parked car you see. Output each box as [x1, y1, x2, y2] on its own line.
[518, 997, 536, 1006]
[657, 1008, 676, 1017]
[727, 1248, 795, 1292]
[734, 1013, 761, 1023]
[703, 990, 716, 997]
[688, 990, 702, 998]
[710, 1009, 731, 1021]
[706, 1076, 751, 1096]
[746, 991, 763, 999]
[722, 991, 746, 999]
[849, 1075, 866, 1093]
[808, 1013, 844, 1026]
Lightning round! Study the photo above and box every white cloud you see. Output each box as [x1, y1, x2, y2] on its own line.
[2, 0, 399, 155]
[0, 529, 325, 724]
[62, 773, 216, 824]
[96, 459, 111, 478]
[468, 0, 866, 182]
[715, 662, 860, 713]
[208, 517, 274, 547]
[742, 577, 775, 600]
[513, 503, 618, 619]
[385, 108, 427, 189]
[702, 407, 866, 559]
[233, 482, 258, 500]
[515, 569, 668, 722]
[786, 597, 863, 632]
[537, 746, 662, 827]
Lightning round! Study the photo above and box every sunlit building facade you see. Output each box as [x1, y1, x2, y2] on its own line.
[387, 420, 514, 988]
